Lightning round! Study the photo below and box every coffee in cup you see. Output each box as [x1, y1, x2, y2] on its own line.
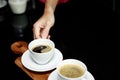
[56, 59, 87, 80]
[32, 44, 52, 53]
[28, 39, 55, 65]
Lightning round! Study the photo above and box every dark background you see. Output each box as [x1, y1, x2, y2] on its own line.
[0, 0, 117, 80]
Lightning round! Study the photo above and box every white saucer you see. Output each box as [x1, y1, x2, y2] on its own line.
[21, 48, 63, 72]
[48, 70, 95, 80]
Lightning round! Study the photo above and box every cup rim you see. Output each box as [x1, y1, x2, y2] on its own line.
[28, 39, 55, 54]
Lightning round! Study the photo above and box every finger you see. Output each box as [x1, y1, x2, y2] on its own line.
[41, 26, 51, 39]
[47, 35, 51, 39]
[33, 26, 42, 39]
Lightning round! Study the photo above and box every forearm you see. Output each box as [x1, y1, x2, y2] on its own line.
[44, 0, 59, 14]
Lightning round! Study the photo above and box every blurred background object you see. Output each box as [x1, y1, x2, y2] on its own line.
[11, 14, 28, 38]
[8, 0, 27, 14]
[0, 0, 7, 8]
[0, 0, 9, 22]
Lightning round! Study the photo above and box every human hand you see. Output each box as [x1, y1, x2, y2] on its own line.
[33, 12, 55, 39]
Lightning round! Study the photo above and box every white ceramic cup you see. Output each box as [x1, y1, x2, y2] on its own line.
[8, 0, 27, 14]
[56, 59, 87, 80]
[28, 39, 55, 65]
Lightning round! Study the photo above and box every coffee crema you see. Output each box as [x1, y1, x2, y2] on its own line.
[58, 64, 85, 78]
[32, 45, 52, 53]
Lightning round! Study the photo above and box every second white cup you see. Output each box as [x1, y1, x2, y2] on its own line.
[56, 59, 87, 80]
[28, 39, 55, 65]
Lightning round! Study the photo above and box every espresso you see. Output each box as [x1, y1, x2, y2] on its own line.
[59, 64, 85, 78]
[32, 45, 52, 53]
